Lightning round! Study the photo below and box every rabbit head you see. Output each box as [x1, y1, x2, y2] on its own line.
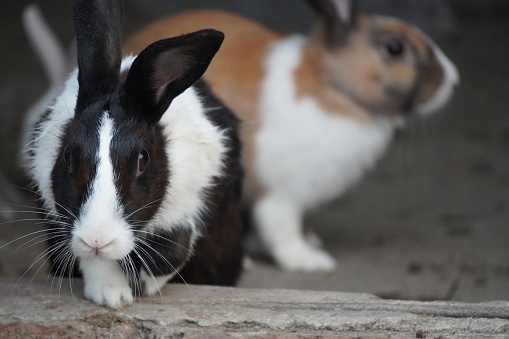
[306, 0, 459, 116]
[34, 0, 224, 266]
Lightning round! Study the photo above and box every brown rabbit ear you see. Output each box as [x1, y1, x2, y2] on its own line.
[306, 0, 359, 48]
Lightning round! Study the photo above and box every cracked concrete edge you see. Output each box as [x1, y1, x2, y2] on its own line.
[0, 278, 508, 338]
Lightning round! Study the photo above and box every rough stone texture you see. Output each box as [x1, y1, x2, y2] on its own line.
[1, 278, 508, 338]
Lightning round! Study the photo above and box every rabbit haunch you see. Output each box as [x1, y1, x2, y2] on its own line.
[125, 2, 460, 272]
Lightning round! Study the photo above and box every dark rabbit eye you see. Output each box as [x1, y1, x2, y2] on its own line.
[137, 149, 150, 176]
[387, 40, 404, 56]
[63, 146, 72, 170]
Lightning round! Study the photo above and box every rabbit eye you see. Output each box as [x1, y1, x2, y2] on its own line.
[137, 149, 150, 176]
[386, 40, 404, 56]
[63, 146, 72, 171]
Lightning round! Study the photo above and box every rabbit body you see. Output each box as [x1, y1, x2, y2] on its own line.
[249, 35, 400, 271]
[124, 1, 459, 272]
[26, 0, 243, 308]
[255, 35, 398, 209]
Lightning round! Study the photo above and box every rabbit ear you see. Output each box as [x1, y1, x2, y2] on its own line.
[307, 0, 358, 48]
[73, 0, 123, 114]
[122, 29, 224, 126]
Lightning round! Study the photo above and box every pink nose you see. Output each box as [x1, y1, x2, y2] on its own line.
[78, 237, 115, 255]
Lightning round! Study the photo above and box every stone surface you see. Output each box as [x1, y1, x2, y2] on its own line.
[1, 278, 509, 338]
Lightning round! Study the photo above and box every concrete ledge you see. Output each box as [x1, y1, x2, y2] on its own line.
[1, 278, 508, 338]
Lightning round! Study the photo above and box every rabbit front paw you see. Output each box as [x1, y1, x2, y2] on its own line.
[141, 270, 173, 297]
[84, 279, 134, 309]
[273, 243, 337, 272]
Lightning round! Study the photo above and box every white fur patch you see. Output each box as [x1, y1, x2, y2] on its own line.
[27, 69, 79, 214]
[148, 86, 228, 235]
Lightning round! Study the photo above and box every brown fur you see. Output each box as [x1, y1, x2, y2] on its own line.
[294, 25, 372, 122]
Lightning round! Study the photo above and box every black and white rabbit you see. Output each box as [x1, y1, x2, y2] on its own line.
[124, 0, 460, 272]
[25, 0, 243, 308]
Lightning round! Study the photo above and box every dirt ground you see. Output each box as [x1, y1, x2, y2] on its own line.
[0, 0, 508, 303]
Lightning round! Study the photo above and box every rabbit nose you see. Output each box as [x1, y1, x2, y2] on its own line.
[78, 236, 116, 255]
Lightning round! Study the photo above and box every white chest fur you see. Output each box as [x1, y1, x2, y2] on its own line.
[254, 36, 399, 210]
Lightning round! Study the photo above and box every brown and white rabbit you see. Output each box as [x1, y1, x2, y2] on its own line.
[25, 0, 243, 308]
[125, 0, 460, 272]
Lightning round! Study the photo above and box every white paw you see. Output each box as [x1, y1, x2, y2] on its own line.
[141, 270, 173, 297]
[84, 280, 133, 309]
[273, 243, 337, 272]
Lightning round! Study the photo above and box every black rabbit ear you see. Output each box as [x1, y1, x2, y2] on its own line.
[73, 0, 123, 114]
[122, 29, 224, 126]
[307, 0, 358, 48]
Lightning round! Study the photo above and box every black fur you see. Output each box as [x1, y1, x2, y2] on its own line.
[73, 0, 123, 113]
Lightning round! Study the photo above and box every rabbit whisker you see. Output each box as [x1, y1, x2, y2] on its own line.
[8, 231, 67, 254]
[131, 247, 167, 305]
[0, 201, 72, 221]
[124, 256, 143, 304]
[120, 257, 142, 304]
[50, 250, 76, 301]
[124, 198, 164, 220]
[0, 228, 53, 250]
[13, 184, 78, 220]
[134, 239, 197, 301]
[14, 238, 69, 297]
[133, 229, 194, 255]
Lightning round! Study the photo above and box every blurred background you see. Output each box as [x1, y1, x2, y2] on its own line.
[0, 0, 508, 302]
